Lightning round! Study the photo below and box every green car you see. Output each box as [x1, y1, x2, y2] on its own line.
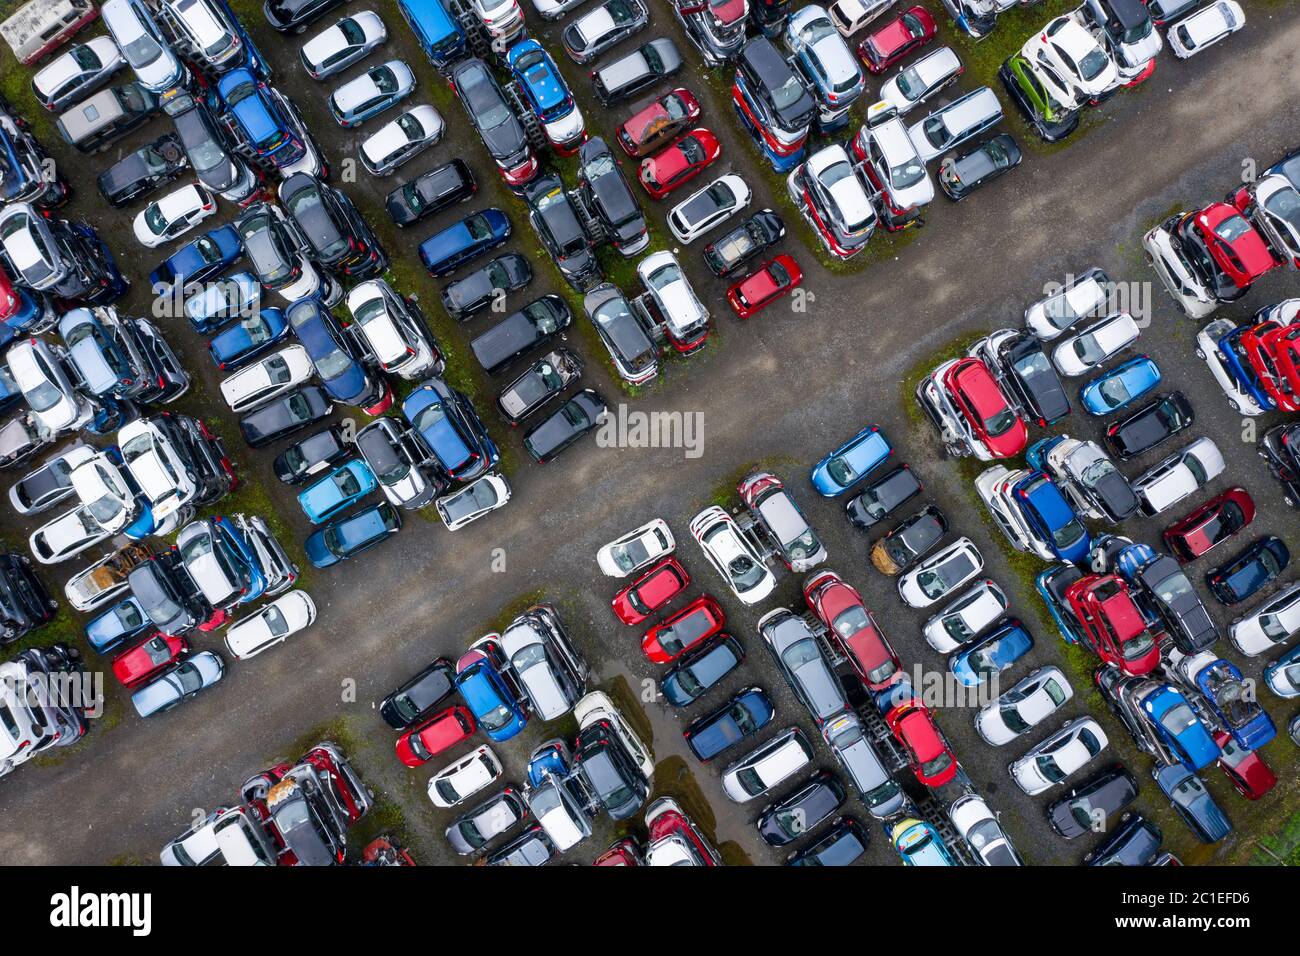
[998, 54, 1080, 144]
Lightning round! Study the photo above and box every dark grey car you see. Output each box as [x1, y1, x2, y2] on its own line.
[471, 295, 572, 375]
[561, 0, 648, 64]
[592, 38, 683, 106]
[758, 607, 846, 722]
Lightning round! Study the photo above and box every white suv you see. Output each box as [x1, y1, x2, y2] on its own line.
[721, 727, 813, 803]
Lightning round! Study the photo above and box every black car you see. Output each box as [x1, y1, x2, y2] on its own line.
[128, 552, 211, 637]
[1046, 764, 1138, 840]
[269, 772, 346, 866]
[659, 634, 744, 707]
[702, 209, 786, 277]
[524, 173, 600, 291]
[496, 349, 583, 425]
[0, 552, 55, 644]
[272, 425, 350, 484]
[523, 388, 606, 463]
[441, 254, 532, 320]
[574, 718, 648, 820]
[153, 413, 236, 506]
[239, 386, 334, 448]
[757, 771, 845, 847]
[1083, 813, 1163, 865]
[264, 0, 344, 32]
[787, 816, 868, 866]
[578, 137, 648, 256]
[1259, 422, 1300, 507]
[939, 134, 1022, 202]
[130, 318, 191, 404]
[281, 173, 385, 279]
[734, 37, 815, 150]
[993, 330, 1070, 426]
[471, 295, 572, 375]
[1130, 554, 1218, 653]
[846, 465, 922, 531]
[1206, 536, 1290, 606]
[385, 160, 476, 227]
[1104, 392, 1194, 460]
[870, 505, 947, 573]
[379, 658, 456, 729]
[450, 58, 534, 184]
[96, 134, 187, 208]
[167, 94, 248, 196]
[235, 204, 309, 293]
[1173, 213, 1244, 303]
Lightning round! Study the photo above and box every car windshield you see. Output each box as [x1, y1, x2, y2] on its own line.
[1053, 518, 1087, 550]
[825, 455, 857, 487]
[1073, 332, 1108, 365]
[918, 553, 975, 598]
[894, 66, 923, 99]
[771, 73, 806, 109]
[891, 154, 926, 189]
[1263, 188, 1300, 230]
[1077, 48, 1109, 81]
[728, 553, 765, 591]
[985, 407, 1017, 437]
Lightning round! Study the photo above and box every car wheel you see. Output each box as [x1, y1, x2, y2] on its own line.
[1194, 348, 1204, 359]
[47, 598, 58, 610]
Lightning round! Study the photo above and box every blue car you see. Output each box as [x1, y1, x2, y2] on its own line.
[810, 424, 892, 497]
[149, 225, 243, 292]
[1036, 564, 1086, 645]
[892, 818, 956, 866]
[397, 0, 467, 70]
[1012, 471, 1091, 564]
[1217, 324, 1276, 412]
[683, 686, 774, 761]
[1141, 684, 1220, 772]
[1154, 764, 1232, 844]
[660, 635, 744, 706]
[455, 642, 528, 742]
[207, 307, 289, 369]
[401, 377, 498, 483]
[286, 297, 389, 411]
[1080, 356, 1161, 416]
[0, 287, 51, 347]
[949, 618, 1033, 686]
[0, 364, 22, 413]
[218, 68, 305, 169]
[507, 40, 583, 151]
[1192, 658, 1276, 750]
[184, 270, 260, 333]
[297, 460, 377, 524]
[305, 502, 402, 568]
[85, 596, 152, 654]
[418, 209, 511, 277]
[526, 739, 574, 788]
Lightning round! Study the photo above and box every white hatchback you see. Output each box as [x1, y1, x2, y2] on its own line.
[133, 183, 217, 249]
[596, 517, 674, 577]
[975, 666, 1074, 746]
[689, 505, 777, 605]
[1131, 436, 1224, 516]
[1009, 717, 1108, 794]
[219, 345, 314, 413]
[1052, 312, 1139, 377]
[923, 579, 1008, 653]
[668, 174, 752, 244]
[361, 105, 444, 176]
[224, 590, 317, 660]
[301, 10, 387, 80]
[427, 745, 502, 808]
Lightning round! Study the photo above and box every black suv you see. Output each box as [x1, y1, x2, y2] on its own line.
[0, 552, 55, 644]
[993, 330, 1070, 427]
[281, 173, 386, 279]
[578, 137, 648, 256]
[96, 134, 188, 208]
[470, 295, 572, 375]
[733, 37, 815, 150]
[574, 717, 648, 820]
[385, 160, 475, 227]
[524, 173, 600, 291]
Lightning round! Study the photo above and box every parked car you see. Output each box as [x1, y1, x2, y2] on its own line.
[449, 57, 537, 187]
[386, 160, 475, 228]
[1010, 717, 1109, 794]
[721, 727, 814, 803]
[683, 686, 774, 761]
[898, 537, 983, 608]
[659, 634, 742, 706]
[642, 594, 725, 665]
[922, 579, 1008, 653]
[1047, 765, 1139, 839]
[379, 658, 455, 730]
[304, 501, 401, 568]
[300, 10, 387, 80]
[1167, 0, 1245, 59]
[949, 618, 1033, 687]
[591, 38, 683, 106]
[1206, 537, 1290, 606]
[757, 771, 845, 847]
[561, 0, 648, 63]
[328, 60, 414, 127]
[521, 389, 606, 463]
[273, 426, 349, 486]
[975, 665, 1073, 745]
[578, 137, 649, 257]
[759, 607, 846, 721]
[690, 505, 778, 605]
[131, 650, 224, 718]
[938, 132, 1021, 201]
[1105, 392, 1194, 460]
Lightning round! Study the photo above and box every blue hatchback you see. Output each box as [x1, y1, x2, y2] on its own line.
[810, 424, 892, 497]
[1193, 658, 1275, 750]
[184, 271, 260, 333]
[149, 225, 243, 292]
[1141, 684, 1221, 772]
[1154, 763, 1232, 844]
[85, 596, 152, 654]
[286, 297, 387, 410]
[207, 307, 289, 369]
[218, 68, 303, 168]
[1012, 471, 1091, 564]
[59, 308, 138, 399]
[1217, 324, 1276, 412]
[684, 686, 774, 761]
[456, 643, 528, 742]
[297, 460, 377, 524]
[305, 501, 402, 568]
[1080, 356, 1161, 416]
[418, 209, 511, 277]
[401, 378, 498, 483]
[949, 619, 1033, 686]
[507, 40, 580, 141]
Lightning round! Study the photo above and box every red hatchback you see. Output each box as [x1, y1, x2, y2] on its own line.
[1065, 574, 1161, 676]
[1163, 486, 1255, 562]
[885, 700, 958, 787]
[1213, 730, 1276, 800]
[803, 570, 902, 691]
[616, 88, 702, 158]
[395, 705, 475, 767]
[858, 5, 936, 74]
[642, 595, 724, 664]
[1266, 323, 1300, 398]
[1191, 203, 1278, 289]
[1243, 321, 1300, 411]
[638, 128, 721, 198]
[726, 254, 803, 318]
[943, 357, 1027, 459]
[112, 633, 188, 687]
[611, 556, 690, 625]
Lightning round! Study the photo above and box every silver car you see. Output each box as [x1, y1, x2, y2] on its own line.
[32, 37, 124, 111]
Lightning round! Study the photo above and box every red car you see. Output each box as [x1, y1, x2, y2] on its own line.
[1213, 729, 1276, 800]
[1267, 323, 1300, 398]
[642, 594, 724, 664]
[1065, 574, 1161, 676]
[395, 705, 475, 767]
[112, 633, 188, 688]
[885, 699, 958, 787]
[942, 357, 1027, 459]
[645, 797, 720, 865]
[803, 570, 902, 691]
[726, 254, 803, 318]
[1243, 320, 1300, 411]
[857, 5, 936, 74]
[592, 837, 643, 866]
[638, 127, 721, 198]
[1162, 486, 1255, 562]
[0, 264, 21, 321]
[1191, 203, 1278, 290]
[615, 88, 701, 158]
[611, 556, 690, 625]
[299, 743, 371, 825]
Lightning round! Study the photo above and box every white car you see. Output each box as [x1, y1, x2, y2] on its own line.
[1026, 15, 1119, 103]
[923, 579, 1008, 653]
[975, 465, 1053, 560]
[435, 473, 512, 531]
[1243, 174, 1300, 268]
[1132, 436, 1224, 516]
[573, 690, 654, 779]
[1009, 717, 1108, 795]
[789, 144, 877, 256]
[898, 537, 983, 609]
[853, 103, 934, 210]
[165, 0, 243, 70]
[473, 0, 525, 38]
[721, 727, 813, 803]
[360, 105, 444, 176]
[32, 36, 124, 111]
[667, 173, 752, 244]
[223, 590, 317, 660]
[1025, 267, 1111, 340]
[133, 183, 216, 249]
[530, 0, 587, 19]
[1168, 0, 1244, 59]
[160, 806, 276, 867]
[69, 450, 143, 536]
[949, 793, 1023, 866]
[301, 10, 387, 80]
[500, 606, 587, 721]
[878, 46, 963, 116]
[1051, 312, 1139, 376]
[6, 339, 93, 433]
[1229, 582, 1300, 657]
[428, 745, 502, 808]
[8, 443, 95, 515]
[975, 666, 1074, 746]
[1082, 0, 1161, 78]
[219, 345, 314, 414]
[828, 0, 894, 35]
[527, 776, 591, 852]
[689, 505, 777, 605]
[644, 797, 720, 865]
[119, 417, 198, 527]
[346, 279, 439, 380]
[1143, 218, 1217, 319]
[1196, 318, 1267, 416]
[637, 252, 709, 352]
[596, 517, 674, 577]
[101, 0, 187, 93]
[30, 501, 114, 564]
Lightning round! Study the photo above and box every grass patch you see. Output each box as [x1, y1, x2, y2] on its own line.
[603, 673, 654, 749]
[706, 453, 802, 508]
